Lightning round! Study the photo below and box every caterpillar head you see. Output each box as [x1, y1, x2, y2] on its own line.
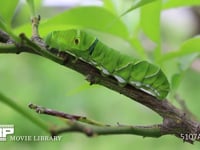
[45, 29, 96, 58]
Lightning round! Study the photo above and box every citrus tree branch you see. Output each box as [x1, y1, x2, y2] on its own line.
[28, 103, 109, 127]
[29, 103, 163, 138]
[0, 16, 200, 143]
[52, 123, 162, 138]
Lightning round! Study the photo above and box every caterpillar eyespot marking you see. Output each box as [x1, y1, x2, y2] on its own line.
[74, 38, 79, 45]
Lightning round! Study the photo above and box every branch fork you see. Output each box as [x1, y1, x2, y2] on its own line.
[0, 16, 200, 144]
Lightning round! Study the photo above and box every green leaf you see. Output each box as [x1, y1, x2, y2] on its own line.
[41, 6, 129, 39]
[15, 6, 129, 39]
[171, 73, 182, 92]
[140, 0, 161, 43]
[12, 0, 41, 28]
[0, 17, 9, 31]
[121, 0, 159, 16]
[0, 0, 19, 41]
[162, 38, 199, 92]
[178, 53, 199, 71]
[161, 36, 200, 62]
[170, 54, 198, 93]
[103, 0, 117, 14]
[163, 0, 200, 9]
[0, 17, 19, 41]
[26, 0, 36, 16]
[0, 0, 19, 25]
[140, 0, 162, 60]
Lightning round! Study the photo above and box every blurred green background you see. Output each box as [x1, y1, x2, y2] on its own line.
[0, 0, 200, 149]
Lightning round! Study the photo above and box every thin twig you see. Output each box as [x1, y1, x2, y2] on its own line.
[19, 33, 64, 63]
[29, 103, 109, 127]
[31, 15, 40, 39]
[28, 103, 163, 138]
[0, 30, 199, 143]
[52, 123, 163, 138]
[0, 17, 200, 143]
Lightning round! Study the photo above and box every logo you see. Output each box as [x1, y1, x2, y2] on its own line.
[0, 125, 14, 141]
[0, 124, 62, 142]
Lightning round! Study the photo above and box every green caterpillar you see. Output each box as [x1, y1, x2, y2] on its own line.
[45, 29, 170, 99]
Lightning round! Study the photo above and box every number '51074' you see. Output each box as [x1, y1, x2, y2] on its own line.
[180, 133, 200, 141]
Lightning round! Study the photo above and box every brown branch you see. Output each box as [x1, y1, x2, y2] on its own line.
[0, 17, 200, 143]
[59, 57, 200, 143]
[0, 30, 12, 42]
[0, 31, 200, 143]
[28, 103, 109, 126]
